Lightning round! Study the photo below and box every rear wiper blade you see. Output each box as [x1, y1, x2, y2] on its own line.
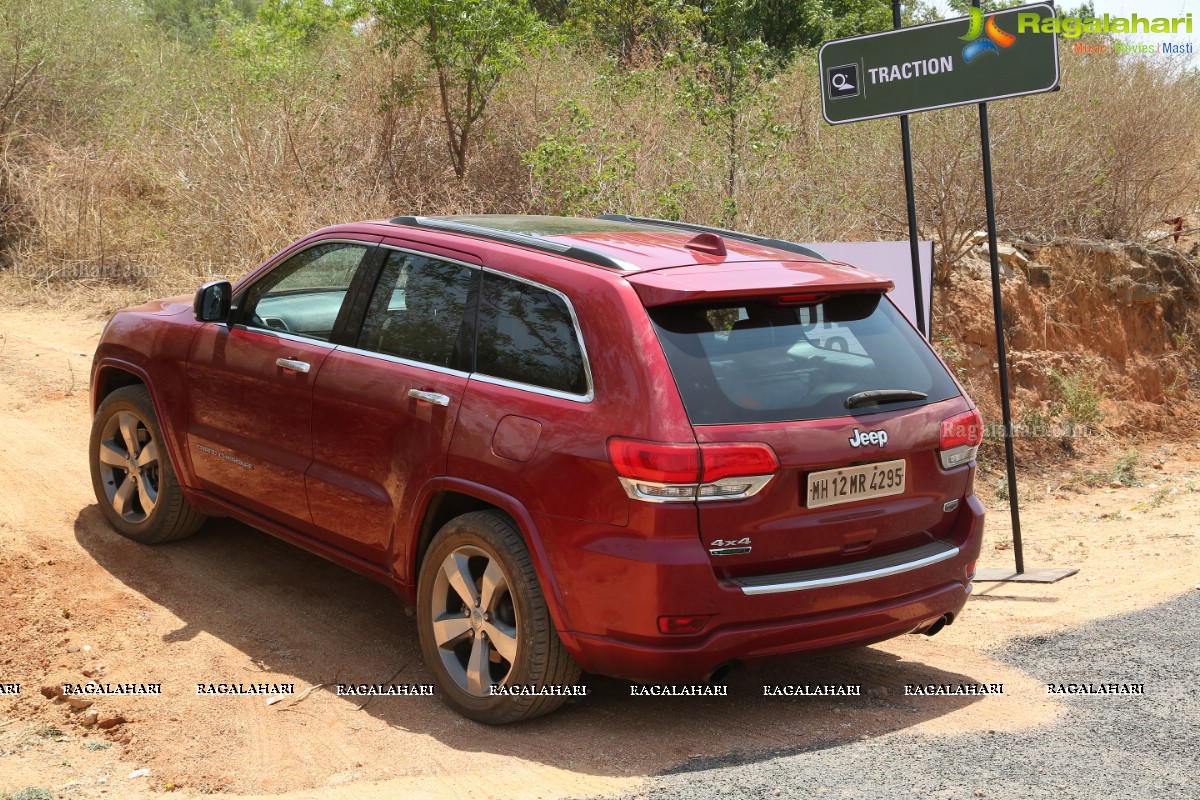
[844, 389, 928, 409]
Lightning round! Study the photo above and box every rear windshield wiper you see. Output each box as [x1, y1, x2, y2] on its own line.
[845, 389, 928, 409]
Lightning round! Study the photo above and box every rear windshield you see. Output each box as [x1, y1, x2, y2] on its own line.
[648, 295, 959, 425]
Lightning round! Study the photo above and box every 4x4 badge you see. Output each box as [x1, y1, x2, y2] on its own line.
[709, 537, 752, 556]
[848, 428, 888, 448]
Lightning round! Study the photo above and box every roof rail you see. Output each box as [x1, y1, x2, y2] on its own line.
[389, 216, 635, 271]
[596, 215, 830, 262]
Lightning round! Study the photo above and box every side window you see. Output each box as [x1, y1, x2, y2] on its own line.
[357, 250, 475, 370]
[476, 273, 587, 396]
[241, 242, 369, 341]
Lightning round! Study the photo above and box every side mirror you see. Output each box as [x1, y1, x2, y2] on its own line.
[194, 280, 232, 323]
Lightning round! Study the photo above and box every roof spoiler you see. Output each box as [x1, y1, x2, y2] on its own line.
[627, 263, 893, 307]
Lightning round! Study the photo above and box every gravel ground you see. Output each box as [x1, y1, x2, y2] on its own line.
[584, 589, 1200, 800]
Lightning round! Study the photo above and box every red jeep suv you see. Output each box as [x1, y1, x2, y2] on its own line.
[89, 215, 984, 723]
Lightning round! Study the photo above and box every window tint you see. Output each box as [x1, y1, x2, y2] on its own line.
[476, 274, 587, 395]
[649, 296, 958, 424]
[357, 250, 476, 369]
[241, 242, 368, 340]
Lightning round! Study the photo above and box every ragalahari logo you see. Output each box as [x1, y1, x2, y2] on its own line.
[960, 7, 1016, 63]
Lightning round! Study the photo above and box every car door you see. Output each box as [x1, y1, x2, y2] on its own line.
[186, 238, 380, 531]
[305, 246, 478, 567]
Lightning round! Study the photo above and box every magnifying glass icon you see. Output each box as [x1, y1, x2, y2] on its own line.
[832, 73, 855, 91]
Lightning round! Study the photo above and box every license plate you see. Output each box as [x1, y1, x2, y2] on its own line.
[806, 459, 906, 509]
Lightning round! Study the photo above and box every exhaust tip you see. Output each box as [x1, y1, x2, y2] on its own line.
[705, 661, 739, 684]
[923, 614, 953, 637]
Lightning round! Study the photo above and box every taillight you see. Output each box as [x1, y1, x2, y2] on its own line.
[700, 443, 779, 482]
[608, 438, 778, 502]
[608, 440, 700, 484]
[939, 409, 983, 469]
[699, 443, 779, 498]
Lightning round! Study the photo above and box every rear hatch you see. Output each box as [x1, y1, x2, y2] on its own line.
[630, 262, 978, 579]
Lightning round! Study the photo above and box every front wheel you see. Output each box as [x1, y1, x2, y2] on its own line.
[416, 510, 582, 724]
[89, 385, 206, 543]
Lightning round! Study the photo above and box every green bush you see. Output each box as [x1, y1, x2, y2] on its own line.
[11, 788, 55, 800]
[1112, 450, 1141, 487]
[1050, 368, 1105, 435]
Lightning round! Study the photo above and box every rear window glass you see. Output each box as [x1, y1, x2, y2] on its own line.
[648, 295, 958, 425]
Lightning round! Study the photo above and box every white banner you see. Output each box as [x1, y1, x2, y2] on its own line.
[807, 241, 933, 337]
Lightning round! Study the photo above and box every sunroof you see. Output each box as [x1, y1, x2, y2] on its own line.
[432, 215, 660, 237]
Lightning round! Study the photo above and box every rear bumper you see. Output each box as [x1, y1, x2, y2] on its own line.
[568, 580, 970, 683]
[543, 493, 984, 684]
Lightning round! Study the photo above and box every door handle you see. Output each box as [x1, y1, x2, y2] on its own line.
[275, 358, 311, 373]
[408, 388, 450, 407]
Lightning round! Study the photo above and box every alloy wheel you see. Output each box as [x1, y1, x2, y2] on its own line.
[96, 409, 160, 523]
[429, 545, 520, 696]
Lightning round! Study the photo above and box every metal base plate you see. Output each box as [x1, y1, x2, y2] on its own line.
[973, 567, 1079, 584]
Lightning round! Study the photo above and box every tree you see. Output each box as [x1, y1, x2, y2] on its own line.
[679, 0, 784, 227]
[566, 0, 700, 67]
[255, 0, 359, 46]
[142, 0, 259, 44]
[725, 0, 892, 53]
[372, 0, 545, 179]
[215, 0, 359, 80]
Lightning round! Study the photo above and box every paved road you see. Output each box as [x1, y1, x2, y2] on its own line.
[581, 589, 1200, 800]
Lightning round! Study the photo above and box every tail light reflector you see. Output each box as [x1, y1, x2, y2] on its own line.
[939, 409, 983, 469]
[658, 615, 711, 634]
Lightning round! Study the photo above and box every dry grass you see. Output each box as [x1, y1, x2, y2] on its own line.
[1, 5, 1199, 304]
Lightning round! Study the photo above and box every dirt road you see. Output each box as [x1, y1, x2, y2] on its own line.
[1, 305, 1197, 799]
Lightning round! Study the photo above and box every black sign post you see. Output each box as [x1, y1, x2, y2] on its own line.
[820, 3, 1077, 583]
[976, 67, 1026, 576]
[893, 0, 925, 338]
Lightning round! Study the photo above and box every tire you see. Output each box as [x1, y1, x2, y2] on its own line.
[416, 510, 582, 724]
[89, 385, 207, 544]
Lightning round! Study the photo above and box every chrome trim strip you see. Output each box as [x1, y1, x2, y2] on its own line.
[733, 542, 960, 595]
[231, 324, 338, 349]
[471, 373, 593, 404]
[334, 344, 471, 379]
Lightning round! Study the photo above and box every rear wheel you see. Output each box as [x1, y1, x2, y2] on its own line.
[416, 510, 581, 724]
[89, 385, 206, 543]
